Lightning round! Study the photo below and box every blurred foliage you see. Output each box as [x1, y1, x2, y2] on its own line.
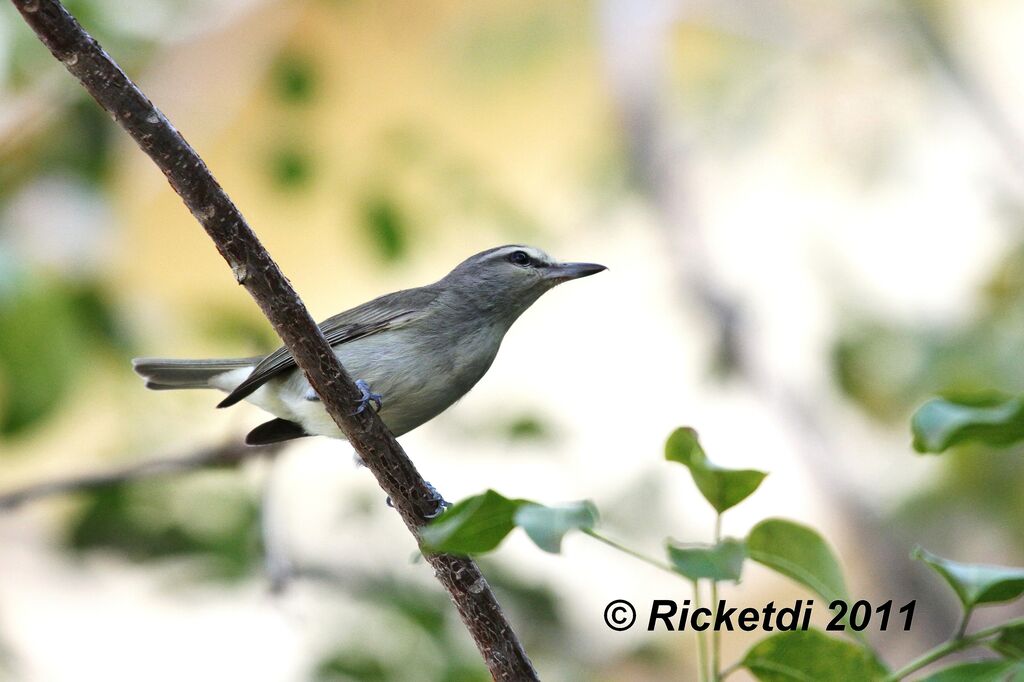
[314, 650, 390, 682]
[269, 145, 314, 190]
[502, 413, 555, 443]
[834, 242, 1024, 554]
[196, 304, 280, 354]
[450, 410, 560, 446]
[897, 445, 1024, 556]
[0, 97, 114, 201]
[0, 277, 79, 437]
[271, 51, 318, 106]
[444, 5, 574, 89]
[65, 475, 261, 581]
[835, 244, 1024, 421]
[0, 272, 128, 439]
[311, 566, 563, 682]
[375, 124, 546, 240]
[482, 562, 564, 652]
[359, 192, 409, 264]
[0, 2, 142, 441]
[993, 624, 1024, 659]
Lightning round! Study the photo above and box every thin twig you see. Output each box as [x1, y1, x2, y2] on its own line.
[886, 615, 1024, 681]
[8, 2, 537, 679]
[0, 442, 278, 510]
[581, 528, 679, 576]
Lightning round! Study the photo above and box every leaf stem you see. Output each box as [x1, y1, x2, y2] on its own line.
[711, 513, 723, 681]
[953, 608, 972, 640]
[694, 580, 710, 682]
[887, 615, 1024, 681]
[581, 529, 679, 576]
[581, 529, 715, 681]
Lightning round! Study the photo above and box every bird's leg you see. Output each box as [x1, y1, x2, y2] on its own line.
[386, 480, 449, 519]
[304, 380, 382, 414]
[350, 379, 383, 415]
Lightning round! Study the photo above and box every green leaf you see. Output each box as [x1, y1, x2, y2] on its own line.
[420, 490, 526, 555]
[923, 660, 1024, 682]
[742, 629, 886, 681]
[513, 501, 598, 554]
[914, 547, 1024, 610]
[747, 519, 849, 604]
[665, 427, 706, 467]
[667, 538, 746, 582]
[992, 624, 1024, 659]
[911, 394, 1024, 453]
[664, 427, 767, 513]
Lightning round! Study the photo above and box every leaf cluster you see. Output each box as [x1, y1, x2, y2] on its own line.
[425, 426, 1024, 681]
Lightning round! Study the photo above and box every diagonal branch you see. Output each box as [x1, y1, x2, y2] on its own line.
[9, 2, 538, 679]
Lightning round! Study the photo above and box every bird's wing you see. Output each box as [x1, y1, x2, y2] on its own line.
[217, 286, 439, 408]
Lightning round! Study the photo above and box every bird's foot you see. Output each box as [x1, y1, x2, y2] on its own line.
[351, 379, 383, 416]
[385, 480, 449, 519]
[305, 380, 382, 414]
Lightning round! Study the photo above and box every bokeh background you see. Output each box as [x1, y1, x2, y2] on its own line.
[2, 0, 1023, 679]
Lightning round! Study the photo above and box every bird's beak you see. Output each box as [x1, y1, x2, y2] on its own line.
[545, 261, 608, 282]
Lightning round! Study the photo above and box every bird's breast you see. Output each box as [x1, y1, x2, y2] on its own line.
[328, 322, 505, 436]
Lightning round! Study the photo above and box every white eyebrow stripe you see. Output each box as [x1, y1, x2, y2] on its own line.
[469, 245, 555, 269]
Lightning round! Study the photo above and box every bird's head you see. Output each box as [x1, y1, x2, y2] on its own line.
[441, 245, 606, 322]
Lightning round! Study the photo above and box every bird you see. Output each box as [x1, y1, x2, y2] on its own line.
[133, 245, 606, 447]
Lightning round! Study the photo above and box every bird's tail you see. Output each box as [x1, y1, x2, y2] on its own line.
[132, 357, 254, 390]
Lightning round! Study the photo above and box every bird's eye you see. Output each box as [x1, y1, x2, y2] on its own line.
[509, 250, 531, 267]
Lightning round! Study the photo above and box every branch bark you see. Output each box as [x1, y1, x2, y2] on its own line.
[9, 2, 538, 679]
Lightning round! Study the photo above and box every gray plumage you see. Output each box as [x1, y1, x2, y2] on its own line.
[133, 245, 605, 445]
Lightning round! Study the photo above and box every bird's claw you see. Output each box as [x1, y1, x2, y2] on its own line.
[350, 379, 383, 416]
[385, 480, 449, 519]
